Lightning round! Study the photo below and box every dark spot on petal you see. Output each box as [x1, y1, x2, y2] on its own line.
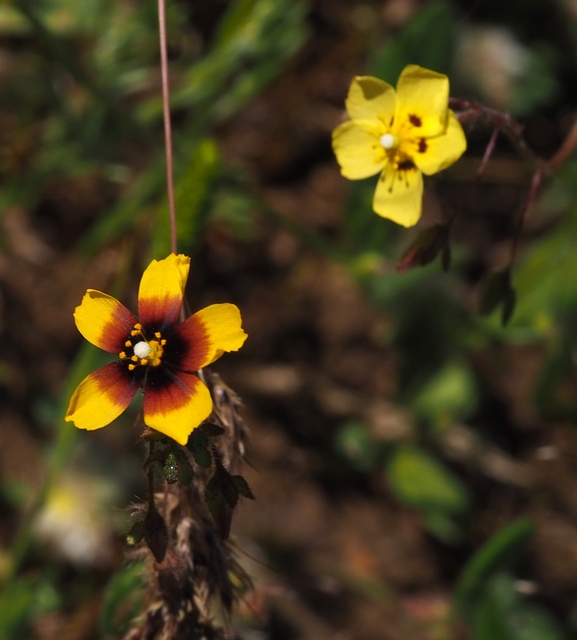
[144, 365, 175, 391]
[418, 139, 427, 153]
[398, 159, 416, 171]
[161, 330, 189, 371]
[119, 359, 146, 385]
[409, 114, 422, 127]
[390, 116, 394, 126]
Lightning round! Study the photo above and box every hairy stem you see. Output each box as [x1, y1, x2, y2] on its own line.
[157, 0, 177, 255]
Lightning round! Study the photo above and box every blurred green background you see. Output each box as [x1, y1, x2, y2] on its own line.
[2, 0, 577, 638]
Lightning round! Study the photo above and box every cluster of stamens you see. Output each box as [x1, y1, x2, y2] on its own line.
[119, 323, 166, 370]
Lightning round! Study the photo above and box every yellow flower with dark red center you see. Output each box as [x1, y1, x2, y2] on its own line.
[332, 64, 467, 227]
[65, 254, 247, 445]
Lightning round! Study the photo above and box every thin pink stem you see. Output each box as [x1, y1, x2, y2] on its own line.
[509, 168, 543, 266]
[477, 125, 500, 179]
[157, 0, 177, 255]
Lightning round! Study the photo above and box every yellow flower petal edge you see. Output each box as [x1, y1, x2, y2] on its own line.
[332, 120, 385, 180]
[65, 363, 139, 430]
[143, 371, 213, 445]
[395, 64, 450, 138]
[373, 162, 424, 227]
[412, 110, 467, 175]
[345, 76, 396, 122]
[138, 253, 191, 328]
[196, 303, 248, 367]
[74, 290, 137, 353]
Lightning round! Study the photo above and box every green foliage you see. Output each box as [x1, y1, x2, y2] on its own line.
[153, 139, 221, 258]
[100, 561, 146, 638]
[412, 361, 478, 427]
[144, 0, 310, 124]
[370, 1, 456, 81]
[455, 518, 535, 613]
[0, 576, 36, 640]
[472, 573, 562, 640]
[335, 420, 382, 472]
[386, 444, 469, 542]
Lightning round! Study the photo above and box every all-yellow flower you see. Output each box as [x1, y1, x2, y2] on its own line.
[332, 64, 467, 227]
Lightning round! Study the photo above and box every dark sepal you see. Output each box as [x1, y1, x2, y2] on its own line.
[479, 267, 517, 326]
[232, 474, 255, 500]
[144, 506, 168, 563]
[205, 459, 240, 540]
[396, 224, 450, 275]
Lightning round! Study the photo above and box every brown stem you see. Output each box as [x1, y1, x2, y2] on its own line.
[148, 442, 156, 509]
[450, 98, 540, 168]
[157, 0, 177, 255]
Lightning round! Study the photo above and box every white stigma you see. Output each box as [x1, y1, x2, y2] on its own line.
[380, 133, 396, 149]
[133, 341, 152, 359]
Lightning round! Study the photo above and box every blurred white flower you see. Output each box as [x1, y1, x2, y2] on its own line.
[35, 473, 114, 566]
[457, 26, 530, 109]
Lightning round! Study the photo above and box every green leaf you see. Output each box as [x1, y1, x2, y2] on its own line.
[387, 445, 469, 516]
[126, 519, 145, 547]
[412, 361, 478, 427]
[455, 518, 535, 613]
[334, 420, 382, 472]
[471, 573, 563, 640]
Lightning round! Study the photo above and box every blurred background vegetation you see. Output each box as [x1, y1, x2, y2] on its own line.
[2, 0, 577, 637]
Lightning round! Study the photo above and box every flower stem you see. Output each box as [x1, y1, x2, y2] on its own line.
[157, 0, 177, 255]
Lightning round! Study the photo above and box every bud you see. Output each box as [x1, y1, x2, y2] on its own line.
[479, 267, 516, 326]
[396, 225, 450, 275]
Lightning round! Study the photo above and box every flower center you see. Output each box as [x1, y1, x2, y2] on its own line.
[380, 133, 397, 150]
[118, 323, 167, 370]
[133, 341, 151, 359]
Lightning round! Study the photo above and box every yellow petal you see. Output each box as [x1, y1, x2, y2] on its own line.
[345, 76, 396, 122]
[411, 110, 467, 175]
[395, 65, 450, 138]
[65, 363, 138, 430]
[170, 303, 248, 370]
[373, 160, 423, 227]
[138, 254, 190, 331]
[143, 370, 213, 445]
[74, 290, 137, 353]
[332, 120, 385, 180]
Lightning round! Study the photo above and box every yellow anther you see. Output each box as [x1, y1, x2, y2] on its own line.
[161, 339, 167, 346]
[155, 332, 161, 339]
[131, 355, 138, 362]
[119, 351, 126, 359]
[130, 330, 139, 336]
[125, 340, 132, 347]
[140, 359, 148, 365]
[128, 364, 136, 371]
[134, 323, 142, 330]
